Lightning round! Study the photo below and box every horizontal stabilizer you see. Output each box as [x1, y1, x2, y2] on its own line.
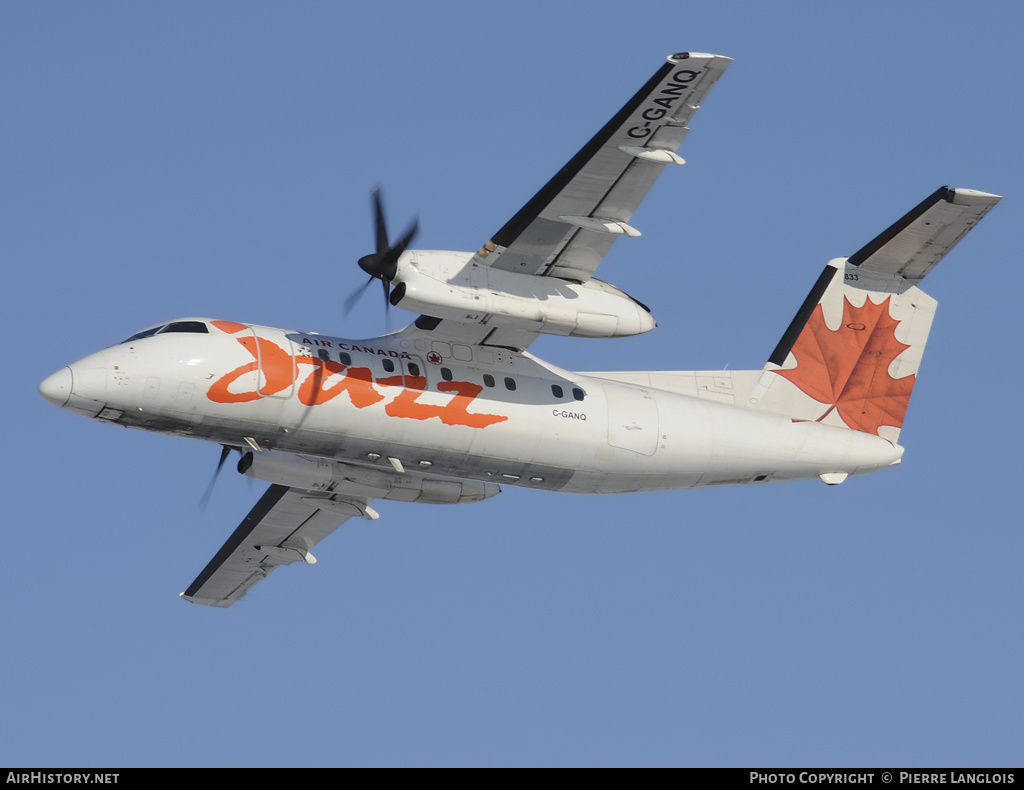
[848, 186, 1001, 283]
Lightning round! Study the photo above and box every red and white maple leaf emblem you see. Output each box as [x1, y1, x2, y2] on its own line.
[774, 296, 916, 436]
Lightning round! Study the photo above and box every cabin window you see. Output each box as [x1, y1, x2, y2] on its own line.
[504, 377, 516, 391]
[483, 374, 495, 388]
[317, 349, 331, 363]
[382, 358, 395, 373]
[572, 387, 585, 401]
[551, 385, 563, 398]
[408, 362, 421, 377]
[339, 352, 352, 366]
[440, 367, 453, 382]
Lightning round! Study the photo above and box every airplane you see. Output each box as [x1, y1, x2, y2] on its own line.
[38, 52, 1000, 608]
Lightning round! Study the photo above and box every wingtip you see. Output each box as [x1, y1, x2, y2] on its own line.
[667, 52, 732, 64]
[949, 187, 1002, 205]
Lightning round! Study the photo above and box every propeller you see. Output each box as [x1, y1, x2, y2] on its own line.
[199, 444, 235, 511]
[346, 188, 418, 319]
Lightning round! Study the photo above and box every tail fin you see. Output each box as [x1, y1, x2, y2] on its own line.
[747, 186, 1000, 444]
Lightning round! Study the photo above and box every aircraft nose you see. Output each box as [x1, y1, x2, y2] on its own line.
[40, 366, 73, 408]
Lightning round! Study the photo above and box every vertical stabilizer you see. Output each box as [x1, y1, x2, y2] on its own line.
[746, 186, 999, 444]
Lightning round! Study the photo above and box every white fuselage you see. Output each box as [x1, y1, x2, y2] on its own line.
[40, 319, 903, 495]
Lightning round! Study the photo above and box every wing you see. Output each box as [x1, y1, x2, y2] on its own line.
[475, 52, 731, 281]
[848, 186, 1002, 282]
[181, 485, 377, 608]
[409, 51, 731, 349]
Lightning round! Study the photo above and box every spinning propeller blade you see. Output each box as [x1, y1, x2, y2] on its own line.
[346, 187, 418, 319]
[199, 445, 234, 511]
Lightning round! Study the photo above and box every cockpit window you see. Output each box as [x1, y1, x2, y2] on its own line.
[121, 321, 211, 345]
[121, 325, 167, 344]
[159, 321, 209, 335]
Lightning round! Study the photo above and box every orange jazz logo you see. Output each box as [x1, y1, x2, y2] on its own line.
[205, 321, 507, 429]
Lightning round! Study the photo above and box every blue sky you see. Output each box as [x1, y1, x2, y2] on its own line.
[4, 1, 1022, 767]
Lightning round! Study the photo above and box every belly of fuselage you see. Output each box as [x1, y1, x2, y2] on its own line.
[112, 369, 902, 496]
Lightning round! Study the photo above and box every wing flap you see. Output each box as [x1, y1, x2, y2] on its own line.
[848, 186, 1001, 282]
[181, 485, 373, 608]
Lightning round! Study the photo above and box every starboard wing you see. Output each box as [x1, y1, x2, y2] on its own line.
[181, 485, 376, 608]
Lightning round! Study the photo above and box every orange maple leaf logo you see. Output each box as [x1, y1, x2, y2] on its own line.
[774, 296, 915, 436]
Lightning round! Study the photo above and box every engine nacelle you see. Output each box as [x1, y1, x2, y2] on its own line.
[238, 450, 500, 505]
[389, 251, 656, 338]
